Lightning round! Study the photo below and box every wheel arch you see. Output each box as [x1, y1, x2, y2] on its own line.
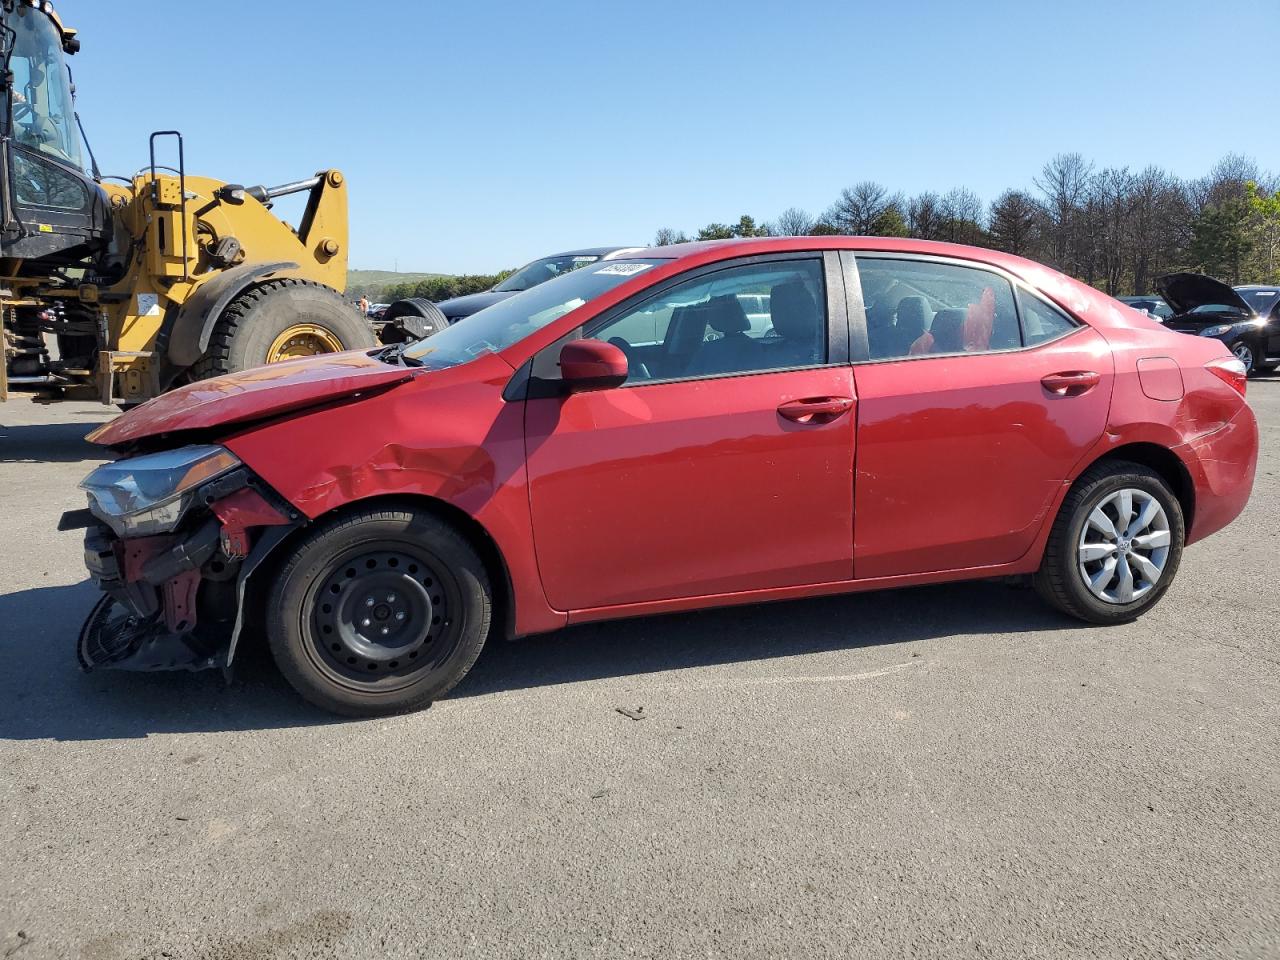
[164, 260, 301, 370]
[1076, 442, 1196, 532]
[244, 492, 517, 649]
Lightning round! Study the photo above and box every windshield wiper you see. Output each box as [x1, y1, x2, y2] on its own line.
[376, 343, 423, 367]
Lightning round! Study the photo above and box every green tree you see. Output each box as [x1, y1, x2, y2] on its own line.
[869, 205, 908, 237]
[733, 215, 771, 237]
[1190, 198, 1253, 283]
[1246, 181, 1280, 282]
[696, 222, 735, 240]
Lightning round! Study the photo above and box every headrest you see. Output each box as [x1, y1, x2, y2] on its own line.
[698, 295, 750, 335]
[770, 281, 819, 340]
[895, 296, 929, 337]
[929, 309, 965, 353]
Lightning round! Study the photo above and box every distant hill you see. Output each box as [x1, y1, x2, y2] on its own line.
[346, 270, 449, 300]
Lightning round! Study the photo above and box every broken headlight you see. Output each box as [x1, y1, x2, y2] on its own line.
[81, 445, 241, 537]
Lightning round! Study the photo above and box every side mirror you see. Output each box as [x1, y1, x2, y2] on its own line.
[559, 339, 628, 391]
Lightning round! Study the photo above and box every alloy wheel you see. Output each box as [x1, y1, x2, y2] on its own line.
[1076, 488, 1171, 604]
[1231, 341, 1254, 373]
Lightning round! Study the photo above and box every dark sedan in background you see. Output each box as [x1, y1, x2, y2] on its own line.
[377, 247, 642, 341]
[1155, 273, 1280, 374]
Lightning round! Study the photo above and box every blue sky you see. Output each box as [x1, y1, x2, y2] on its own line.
[64, 0, 1278, 275]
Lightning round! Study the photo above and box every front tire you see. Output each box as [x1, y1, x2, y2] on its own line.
[266, 507, 492, 717]
[1033, 461, 1185, 625]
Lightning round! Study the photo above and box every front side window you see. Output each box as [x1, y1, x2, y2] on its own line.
[492, 254, 601, 293]
[857, 257, 1020, 359]
[5, 5, 84, 171]
[586, 259, 827, 383]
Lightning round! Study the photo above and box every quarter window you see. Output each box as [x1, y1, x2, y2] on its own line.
[587, 259, 827, 383]
[856, 257, 1020, 359]
[1018, 290, 1077, 345]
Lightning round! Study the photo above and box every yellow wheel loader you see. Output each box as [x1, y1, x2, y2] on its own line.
[0, 0, 373, 406]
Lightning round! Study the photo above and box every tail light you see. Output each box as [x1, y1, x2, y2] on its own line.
[1205, 356, 1248, 397]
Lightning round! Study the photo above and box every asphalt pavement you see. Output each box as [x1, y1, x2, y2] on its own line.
[1, 379, 1278, 959]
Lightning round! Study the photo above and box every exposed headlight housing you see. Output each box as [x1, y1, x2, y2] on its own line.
[80, 445, 241, 537]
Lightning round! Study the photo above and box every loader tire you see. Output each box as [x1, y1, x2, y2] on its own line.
[190, 278, 376, 380]
[379, 297, 450, 344]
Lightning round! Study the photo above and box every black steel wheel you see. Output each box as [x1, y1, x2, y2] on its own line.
[267, 507, 492, 716]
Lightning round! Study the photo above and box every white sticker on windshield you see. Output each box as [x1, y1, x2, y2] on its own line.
[1255, 291, 1276, 297]
[595, 263, 652, 277]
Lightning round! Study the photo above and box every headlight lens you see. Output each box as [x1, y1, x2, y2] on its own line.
[1200, 324, 1234, 338]
[80, 445, 241, 536]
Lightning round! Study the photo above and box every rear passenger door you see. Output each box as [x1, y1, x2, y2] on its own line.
[849, 255, 1114, 579]
[523, 254, 856, 612]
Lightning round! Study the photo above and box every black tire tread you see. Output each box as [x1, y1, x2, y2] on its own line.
[190, 277, 364, 381]
[1033, 460, 1184, 624]
[267, 506, 492, 717]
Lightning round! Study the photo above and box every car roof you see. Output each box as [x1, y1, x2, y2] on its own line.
[541, 246, 642, 259]
[1234, 284, 1280, 292]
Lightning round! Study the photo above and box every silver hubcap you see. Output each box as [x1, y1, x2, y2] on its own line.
[1077, 488, 1171, 604]
[1232, 342, 1253, 370]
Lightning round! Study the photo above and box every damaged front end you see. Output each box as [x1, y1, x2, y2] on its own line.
[65, 446, 301, 673]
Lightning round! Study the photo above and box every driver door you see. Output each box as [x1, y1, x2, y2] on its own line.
[522, 254, 857, 612]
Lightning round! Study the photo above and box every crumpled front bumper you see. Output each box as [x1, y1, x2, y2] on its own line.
[70, 479, 298, 673]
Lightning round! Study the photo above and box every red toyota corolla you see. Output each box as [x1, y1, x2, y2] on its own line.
[72, 238, 1258, 715]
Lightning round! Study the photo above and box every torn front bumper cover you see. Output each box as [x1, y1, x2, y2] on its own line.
[71, 479, 298, 673]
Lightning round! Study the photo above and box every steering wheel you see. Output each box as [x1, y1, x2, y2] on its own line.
[12, 100, 33, 122]
[608, 337, 651, 381]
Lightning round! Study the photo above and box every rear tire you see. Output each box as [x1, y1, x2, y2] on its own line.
[190, 278, 376, 380]
[266, 507, 492, 717]
[1033, 461, 1184, 625]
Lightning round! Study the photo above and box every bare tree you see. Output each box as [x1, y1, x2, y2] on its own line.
[1035, 153, 1094, 274]
[771, 207, 815, 236]
[653, 227, 690, 246]
[826, 181, 901, 235]
[906, 192, 946, 240]
[940, 187, 986, 245]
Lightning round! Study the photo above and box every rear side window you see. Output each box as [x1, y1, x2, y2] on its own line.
[1018, 290, 1077, 346]
[855, 257, 1020, 359]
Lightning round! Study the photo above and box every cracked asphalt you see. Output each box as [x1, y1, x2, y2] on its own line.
[1, 379, 1277, 959]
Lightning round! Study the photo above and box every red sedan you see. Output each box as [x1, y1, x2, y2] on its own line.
[75, 238, 1258, 716]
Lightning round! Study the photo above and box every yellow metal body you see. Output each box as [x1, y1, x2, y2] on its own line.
[2, 168, 348, 404]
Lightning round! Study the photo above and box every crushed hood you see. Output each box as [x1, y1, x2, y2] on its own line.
[88, 351, 414, 447]
[1154, 272, 1254, 317]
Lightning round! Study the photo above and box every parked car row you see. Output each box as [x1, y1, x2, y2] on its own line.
[70, 236, 1259, 717]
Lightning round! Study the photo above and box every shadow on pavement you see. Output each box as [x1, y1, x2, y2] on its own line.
[0, 419, 110, 463]
[0, 576, 1081, 742]
[453, 579, 1078, 699]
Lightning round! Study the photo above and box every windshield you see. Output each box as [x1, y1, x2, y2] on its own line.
[492, 253, 603, 292]
[1236, 289, 1278, 314]
[403, 259, 665, 369]
[5, 5, 83, 170]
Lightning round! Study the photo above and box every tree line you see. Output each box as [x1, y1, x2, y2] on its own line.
[379, 271, 514, 304]
[653, 153, 1280, 295]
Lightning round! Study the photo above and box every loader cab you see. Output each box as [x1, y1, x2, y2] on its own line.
[0, 1, 110, 268]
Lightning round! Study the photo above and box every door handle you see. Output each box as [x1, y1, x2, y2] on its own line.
[777, 396, 854, 424]
[1041, 371, 1101, 396]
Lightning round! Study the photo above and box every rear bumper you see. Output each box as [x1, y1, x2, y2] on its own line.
[1182, 403, 1259, 545]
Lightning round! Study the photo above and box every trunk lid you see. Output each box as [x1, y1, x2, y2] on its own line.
[88, 351, 414, 447]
